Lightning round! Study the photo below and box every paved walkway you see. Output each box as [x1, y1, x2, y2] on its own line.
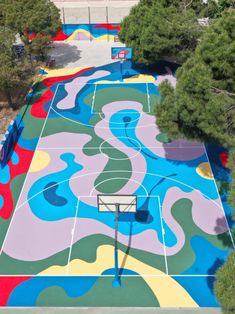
[49, 41, 125, 68]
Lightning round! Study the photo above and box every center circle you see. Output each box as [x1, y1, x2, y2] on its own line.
[99, 136, 142, 160]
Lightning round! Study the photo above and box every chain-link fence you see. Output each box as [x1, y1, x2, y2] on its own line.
[60, 5, 133, 24]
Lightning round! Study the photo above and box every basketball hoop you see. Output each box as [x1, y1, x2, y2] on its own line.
[98, 195, 137, 288]
[117, 51, 126, 63]
[111, 47, 132, 81]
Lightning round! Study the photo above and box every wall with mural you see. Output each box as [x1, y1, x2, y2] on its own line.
[52, 24, 121, 41]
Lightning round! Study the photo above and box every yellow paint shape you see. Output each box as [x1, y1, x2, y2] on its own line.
[66, 29, 92, 41]
[97, 74, 155, 85]
[66, 30, 114, 42]
[39, 245, 198, 308]
[29, 151, 51, 173]
[124, 74, 155, 83]
[42, 66, 88, 79]
[196, 162, 213, 179]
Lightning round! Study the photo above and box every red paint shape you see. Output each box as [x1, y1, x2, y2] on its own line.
[0, 66, 94, 219]
[0, 276, 31, 306]
[42, 67, 94, 88]
[31, 89, 53, 118]
[31, 67, 94, 118]
[52, 30, 69, 41]
[0, 184, 13, 220]
[94, 24, 121, 31]
[219, 151, 229, 168]
[0, 144, 34, 220]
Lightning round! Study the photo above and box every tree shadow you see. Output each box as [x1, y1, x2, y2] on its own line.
[119, 221, 133, 277]
[132, 59, 180, 76]
[0, 122, 23, 169]
[207, 257, 224, 291]
[215, 217, 235, 249]
[49, 42, 81, 68]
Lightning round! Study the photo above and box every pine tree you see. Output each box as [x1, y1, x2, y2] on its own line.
[156, 9, 235, 146]
[214, 252, 235, 314]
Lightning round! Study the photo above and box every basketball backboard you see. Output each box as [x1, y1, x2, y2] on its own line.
[97, 195, 137, 213]
[111, 47, 132, 60]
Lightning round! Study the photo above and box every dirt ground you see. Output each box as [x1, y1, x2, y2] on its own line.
[0, 103, 19, 135]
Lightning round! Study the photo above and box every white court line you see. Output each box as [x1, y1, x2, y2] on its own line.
[51, 106, 156, 130]
[98, 136, 142, 161]
[89, 177, 149, 196]
[157, 196, 168, 275]
[0, 84, 60, 257]
[98, 112, 143, 125]
[92, 84, 150, 115]
[58, 82, 154, 86]
[60, 81, 151, 115]
[38, 146, 204, 150]
[15, 170, 225, 216]
[146, 82, 151, 113]
[91, 83, 97, 114]
[66, 197, 80, 275]
[203, 144, 235, 249]
[0, 274, 216, 277]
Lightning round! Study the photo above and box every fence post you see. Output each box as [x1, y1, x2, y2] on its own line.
[62, 7, 65, 25]
[88, 6, 92, 42]
[106, 6, 109, 42]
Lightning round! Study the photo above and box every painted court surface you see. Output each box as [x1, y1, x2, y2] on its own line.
[0, 62, 234, 307]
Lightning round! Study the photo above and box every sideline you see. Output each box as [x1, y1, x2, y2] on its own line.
[0, 307, 223, 314]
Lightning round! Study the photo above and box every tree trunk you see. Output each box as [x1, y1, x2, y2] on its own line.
[4, 88, 15, 109]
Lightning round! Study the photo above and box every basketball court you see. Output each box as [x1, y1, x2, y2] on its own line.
[0, 59, 234, 307]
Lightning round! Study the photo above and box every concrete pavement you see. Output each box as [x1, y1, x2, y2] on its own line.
[49, 40, 125, 68]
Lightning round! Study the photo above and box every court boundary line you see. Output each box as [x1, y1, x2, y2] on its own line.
[146, 82, 151, 113]
[38, 146, 204, 150]
[66, 195, 167, 276]
[55, 81, 155, 116]
[0, 83, 60, 258]
[91, 83, 97, 114]
[14, 170, 226, 213]
[1, 79, 232, 279]
[157, 196, 168, 275]
[0, 274, 217, 277]
[66, 198, 80, 275]
[51, 106, 156, 130]
[91, 82, 151, 114]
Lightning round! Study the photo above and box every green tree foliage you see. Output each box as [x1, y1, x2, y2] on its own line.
[214, 252, 235, 314]
[119, 0, 222, 64]
[23, 34, 52, 61]
[0, 0, 60, 108]
[156, 9, 235, 146]
[1, 0, 61, 36]
[0, 27, 36, 108]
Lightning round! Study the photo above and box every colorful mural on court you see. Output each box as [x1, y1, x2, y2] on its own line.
[28, 24, 120, 42]
[30, 24, 120, 42]
[0, 62, 234, 307]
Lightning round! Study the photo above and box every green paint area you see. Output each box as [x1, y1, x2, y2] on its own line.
[0, 174, 27, 247]
[36, 276, 159, 307]
[156, 133, 171, 144]
[42, 113, 133, 193]
[21, 83, 48, 140]
[86, 85, 150, 113]
[166, 198, 233, 274]
[0, 219, 11, 249]
[0, 81, 48, 247]
[0, 234, 165, 275]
